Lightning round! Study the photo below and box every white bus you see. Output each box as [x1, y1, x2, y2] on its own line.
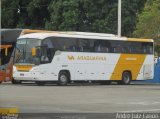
[13, 30, 154, 85]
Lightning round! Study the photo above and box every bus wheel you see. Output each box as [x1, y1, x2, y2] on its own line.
[0, 81, 2, 84]
[58, 72, 69, 86]
[36, 81, 46, 86]
[12, 79, 22, 84]
[119, 72, 131, 85]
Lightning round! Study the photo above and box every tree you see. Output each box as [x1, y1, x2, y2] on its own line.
[1, 0, 50, 29]
[16, 0, 32, 28]
[45, 0, 146, 36]
[2, 0, 146, 37]
[1, 0, 19, 28]
[26, 0, 51, 29]
[133, 0, 160, 39]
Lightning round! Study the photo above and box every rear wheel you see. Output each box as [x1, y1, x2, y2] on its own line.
[58, 72, 69, 86]
[36, 81, 46, 86]
[118, 72, 131, 85]
[12, 79, 22, 84]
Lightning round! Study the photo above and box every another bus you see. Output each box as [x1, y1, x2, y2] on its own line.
[0, 29, 22, 83]
[0, 45, 13, 83]
[12, 31, 154, 85]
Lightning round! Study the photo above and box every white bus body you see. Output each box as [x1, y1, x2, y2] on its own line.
[13, 31, 154, 85]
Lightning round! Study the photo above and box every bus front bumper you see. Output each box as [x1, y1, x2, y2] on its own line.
[13, 72, 41, 81]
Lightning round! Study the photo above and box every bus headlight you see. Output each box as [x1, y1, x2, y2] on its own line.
[13, 66, 17, 72]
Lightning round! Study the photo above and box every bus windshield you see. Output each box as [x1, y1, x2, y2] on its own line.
[15, 38, 41, 65]
[0, 45, 13, 65]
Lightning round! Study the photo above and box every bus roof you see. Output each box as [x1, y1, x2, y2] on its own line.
[18, 31, 153, 42]
[20, 29, 116, 37]
[1, 29, 23, 43]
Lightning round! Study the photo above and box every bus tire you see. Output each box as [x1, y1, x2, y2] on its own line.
[12, 79, 22, 84]
[0, 81, 2, 84]
[58, 71, 69, 86]
[36, 81, 46, 86]
[119, 72, 131, 85]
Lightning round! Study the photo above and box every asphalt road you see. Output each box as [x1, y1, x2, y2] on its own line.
[0, 82, 160, 118]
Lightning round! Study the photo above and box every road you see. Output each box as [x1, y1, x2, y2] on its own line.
[0, 82, 160, 118]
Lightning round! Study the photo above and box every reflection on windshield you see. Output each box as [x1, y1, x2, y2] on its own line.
[15, 38, 55, 65]
[15, 38, 41, 65]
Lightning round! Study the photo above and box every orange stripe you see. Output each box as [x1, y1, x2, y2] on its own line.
[127, 38, 153, 42]
[15, 65, 33, 71]
[110, 54, 146, 80]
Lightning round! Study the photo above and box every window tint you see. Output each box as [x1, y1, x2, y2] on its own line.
[42, 37, 153, 54]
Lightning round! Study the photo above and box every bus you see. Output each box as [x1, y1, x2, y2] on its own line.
[12, 31, 154, 85]
[0, 29, 22, 83]
[0, 45, 13, 83]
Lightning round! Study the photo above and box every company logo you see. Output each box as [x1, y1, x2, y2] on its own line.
[67, 55, 106, 61]
[67, 55, 75, 60]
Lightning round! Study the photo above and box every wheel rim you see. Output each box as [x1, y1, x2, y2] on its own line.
[124, 74, 130, 84]
[60, 75, 67, 83]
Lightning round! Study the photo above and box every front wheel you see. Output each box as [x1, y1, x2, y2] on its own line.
[118, 72, 131, 85]
[58, 72, 69, 86]
[12, 79, 22, 84]
[0, 81, 2, 84]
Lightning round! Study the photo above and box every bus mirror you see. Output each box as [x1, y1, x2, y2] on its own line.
[32, 47, 36, 56]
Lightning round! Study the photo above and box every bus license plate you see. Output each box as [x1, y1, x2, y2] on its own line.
[20, 73, 24, 76]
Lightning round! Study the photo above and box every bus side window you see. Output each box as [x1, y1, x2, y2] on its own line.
[149, 46, 153, 54]
[77, 46, 83, 52]
[71, 46, 76, 52]
[111, 47, 115, 53]
[105, 47, 109, 53]
[94, 44, 101, 52]
[144, 48, 147, 54]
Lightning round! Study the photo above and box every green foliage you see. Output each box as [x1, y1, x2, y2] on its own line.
[16, 0, 32, 28]
[26, 0, 51, 29]
[46, 0, 146, 36]
[1, 0, 19, 28]
[2, 0, 146, 37]
[133, 0, 160, 39]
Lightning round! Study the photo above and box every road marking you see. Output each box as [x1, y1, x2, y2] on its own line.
[0, 107, 19, 114]
[120, 108, 160, 113]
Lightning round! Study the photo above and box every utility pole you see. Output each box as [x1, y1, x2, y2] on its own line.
[118, 0, 121, 37]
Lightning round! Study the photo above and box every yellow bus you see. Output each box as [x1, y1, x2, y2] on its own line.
[13, 30, 154, 85]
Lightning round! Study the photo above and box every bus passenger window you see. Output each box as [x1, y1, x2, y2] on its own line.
[77, 46, 83, 52]
[149, 47, 153, 54]
[95, 45, 102, 52]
